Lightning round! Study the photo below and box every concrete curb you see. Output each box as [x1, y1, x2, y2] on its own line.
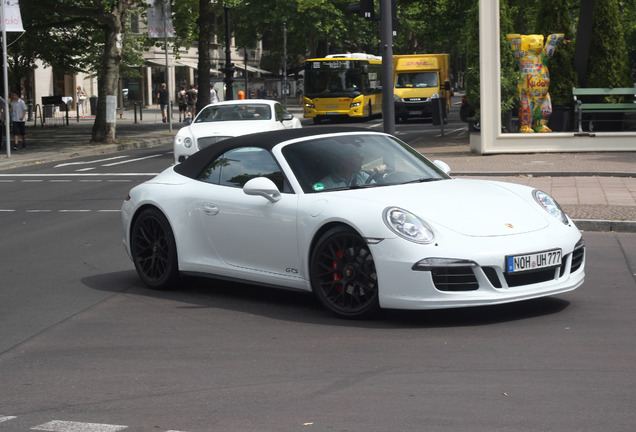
[574, 219, 636, 233]
[455, 172, 636, 178]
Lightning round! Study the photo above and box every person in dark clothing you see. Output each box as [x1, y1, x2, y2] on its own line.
[157, 83, 169, 123]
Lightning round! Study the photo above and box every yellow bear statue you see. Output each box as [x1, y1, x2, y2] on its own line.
[506, 33, 564, 133]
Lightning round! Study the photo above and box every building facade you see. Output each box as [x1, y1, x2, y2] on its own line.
[27, 10, 277, 117]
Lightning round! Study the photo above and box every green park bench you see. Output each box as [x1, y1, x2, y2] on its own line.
[573, 87, 636, 132]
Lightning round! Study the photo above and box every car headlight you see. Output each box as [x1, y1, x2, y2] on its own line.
[533, 190, 568, 224]
[305, 102, 315, 108]
[393, 94, 403, 103]
[175, 135, 193, 148]
[350, 101, 361, 108]
[384, 207, 434, 244]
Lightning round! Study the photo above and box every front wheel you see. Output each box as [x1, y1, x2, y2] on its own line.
[310, 226, 380, 319]
[131, 207, 179, 290]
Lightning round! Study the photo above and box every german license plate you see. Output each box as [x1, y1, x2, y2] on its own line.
[506, 249, 562, 273]
[326, 111, 339, 115]
[409, 110, 423, 115]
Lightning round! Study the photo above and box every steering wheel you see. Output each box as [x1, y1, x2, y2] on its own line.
[365, 170, 386, 184]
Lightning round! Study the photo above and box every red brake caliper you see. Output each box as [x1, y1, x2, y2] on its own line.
[332, 250, 344, 292]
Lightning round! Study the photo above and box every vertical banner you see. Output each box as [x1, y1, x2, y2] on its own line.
[1, 0, 23, 158]
[146, 0, 174, 38]
[0, 0, 24, 32]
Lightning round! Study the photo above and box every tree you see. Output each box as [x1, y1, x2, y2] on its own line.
[21, 0, 146, 143]
[230, 0, 377, 72]
[9, 0, 95, 104]
[499, 0, 518, 129]
[195, 0, 213, 111]
[462, 0, 518, 132]
[534, 0, 577, 108]
[585, 0, 633, 94]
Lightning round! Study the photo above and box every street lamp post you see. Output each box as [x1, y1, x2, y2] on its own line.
[237, 48, 248, 98]
[283, 22, 287, 108]
[223, 7, 235, 100]
[162, 0, 172, 132]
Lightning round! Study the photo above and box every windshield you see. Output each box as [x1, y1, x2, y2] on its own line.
[282, 133, 450, 193]
[304, 61, 364, 98]
[396, 72, 438, 88]
[194, 104, 271, 123]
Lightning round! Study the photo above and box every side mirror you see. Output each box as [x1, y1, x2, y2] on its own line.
[444, 81, 451, 91]
[433, 160, 451, 175]
[281, 112, 294, 122]
[243, 177, 282, 203]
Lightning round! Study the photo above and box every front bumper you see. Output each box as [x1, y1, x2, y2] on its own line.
[369, 231, 585, 310]
[395, 100, 433, 119]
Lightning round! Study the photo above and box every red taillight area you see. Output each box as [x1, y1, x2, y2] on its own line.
[125, 194, 131, 201]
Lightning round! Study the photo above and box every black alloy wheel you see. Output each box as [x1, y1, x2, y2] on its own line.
[131, 208, 179, 290]
[310, 226, 380, 319]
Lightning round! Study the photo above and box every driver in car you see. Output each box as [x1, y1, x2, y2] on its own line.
[318, 146, 386, 189]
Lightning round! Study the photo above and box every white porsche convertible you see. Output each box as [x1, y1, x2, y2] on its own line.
[123, 128, 585, 319]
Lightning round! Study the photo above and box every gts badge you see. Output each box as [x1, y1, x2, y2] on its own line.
[286, 268, 299, 274]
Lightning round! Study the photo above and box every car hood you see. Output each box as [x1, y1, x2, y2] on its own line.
[326, 178, 550, 237]
[188, 121, 274, 137]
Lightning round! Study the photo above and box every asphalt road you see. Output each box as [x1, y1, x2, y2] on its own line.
[0, 135, 635, 432]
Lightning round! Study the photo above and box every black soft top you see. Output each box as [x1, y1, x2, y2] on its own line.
[173, 126, 371, 179]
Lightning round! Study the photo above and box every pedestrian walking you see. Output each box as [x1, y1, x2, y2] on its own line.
[210, 83, 219, 104]
[157, 83, 169, 123]
[186, 84, 197, 122]
[297, 83, 303, 106]
[76, 85, 87, 117]
[10, 92, 27, 150]
[177, 85, 187, 122]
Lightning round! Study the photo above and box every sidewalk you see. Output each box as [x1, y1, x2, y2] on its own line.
[0, 106, 634, 232]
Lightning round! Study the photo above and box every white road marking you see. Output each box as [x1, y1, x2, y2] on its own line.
[102, 154, 162, 166]
[32, 420, 127, 432]
[1, 209, 121, 213]
[0, 173, 158, 177]
[76, 167, 97, 172]
[2, 416, 188, 431]
[55, 155, 128, 168]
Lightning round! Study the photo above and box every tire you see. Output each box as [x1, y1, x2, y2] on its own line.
[130, 207, 179, 290]
[310, 226, 380, 319]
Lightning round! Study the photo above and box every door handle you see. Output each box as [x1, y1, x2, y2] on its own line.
[203, 203, 219, 215]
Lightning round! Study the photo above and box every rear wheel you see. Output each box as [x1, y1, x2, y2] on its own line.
[310, 226, 380, 319]
[131, 208, 179, 290]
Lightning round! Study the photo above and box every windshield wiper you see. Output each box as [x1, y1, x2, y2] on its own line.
[351, 182, 392, 189]
[403, 177, 445, 185]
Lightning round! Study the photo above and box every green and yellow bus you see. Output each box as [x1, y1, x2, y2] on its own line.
[303, 53, 383, 123]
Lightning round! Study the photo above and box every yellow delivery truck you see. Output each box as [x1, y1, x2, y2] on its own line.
[393, 54, 451, 122]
